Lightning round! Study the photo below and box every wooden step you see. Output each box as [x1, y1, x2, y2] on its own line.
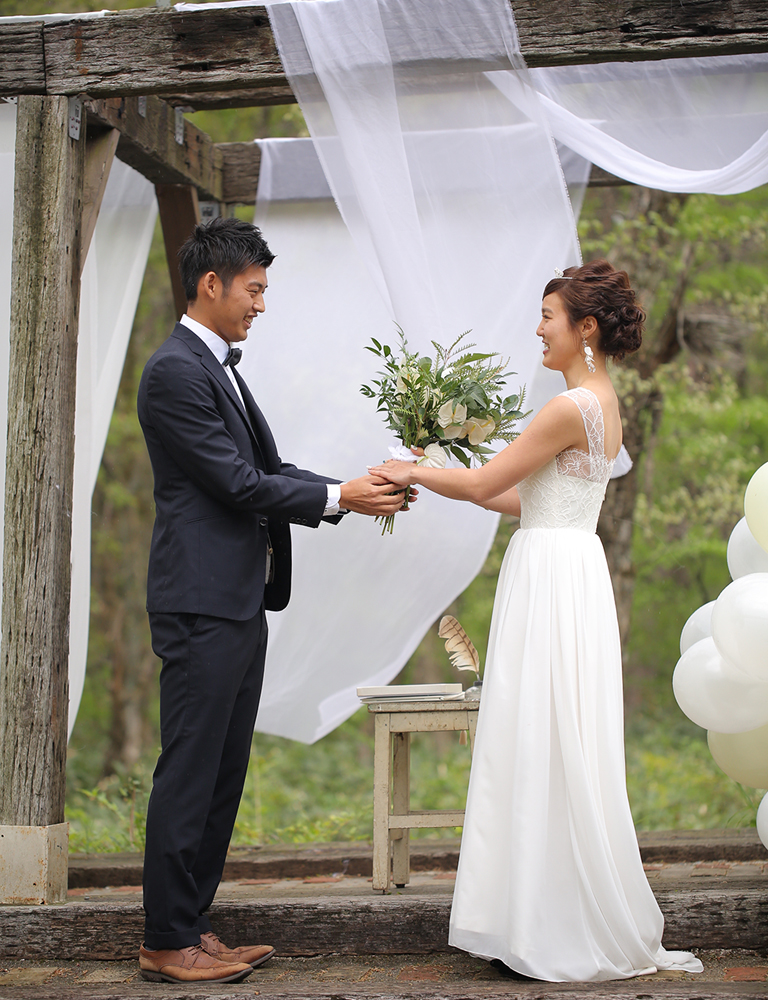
[1, 871, 766, 962]
[1, 953, 766, 1000]
[68, 830, 768, 889]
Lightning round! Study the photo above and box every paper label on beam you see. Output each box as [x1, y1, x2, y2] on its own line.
[174, 107, 184, 146]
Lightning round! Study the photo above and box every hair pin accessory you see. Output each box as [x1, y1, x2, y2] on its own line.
[554, 267, 573, 280]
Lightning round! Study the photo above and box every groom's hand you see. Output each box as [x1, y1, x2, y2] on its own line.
[340, 475, 418, 517]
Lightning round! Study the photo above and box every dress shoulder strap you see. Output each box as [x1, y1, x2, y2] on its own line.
[559, 387, 605, 460]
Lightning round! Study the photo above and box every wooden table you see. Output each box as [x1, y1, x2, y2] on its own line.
[367, 699, 479, 892]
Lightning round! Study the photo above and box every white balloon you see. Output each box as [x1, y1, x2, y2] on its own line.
[680, 601, 715, 655]
[711, 573, 768, 682]
[673, 637, 768, 733]
[708, 723, 768, 789]
[757, 792, 768, 852]
[727, 517, 768, 580]
[745, 462, 768, 555]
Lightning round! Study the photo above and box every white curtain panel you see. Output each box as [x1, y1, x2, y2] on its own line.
[68, 163, 157, 735]
[0, 101, 157, 737]
[242, 0, 581, 743]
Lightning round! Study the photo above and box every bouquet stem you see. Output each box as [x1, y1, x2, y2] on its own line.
[376, 486, 410, 535]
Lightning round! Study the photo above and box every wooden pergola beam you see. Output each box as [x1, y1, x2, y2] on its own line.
[86, 96, 224, 202]
[0, 23, 44, 95]
[2, 1, 768, 102]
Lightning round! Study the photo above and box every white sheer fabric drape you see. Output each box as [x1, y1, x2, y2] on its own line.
[246, 133, 585, 743]
[0, 101, 157, 736]
[529, 54, 768, 194]
[244, 0, 580, 743]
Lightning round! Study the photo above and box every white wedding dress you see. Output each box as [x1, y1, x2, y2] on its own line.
[449, 387, 702, 982]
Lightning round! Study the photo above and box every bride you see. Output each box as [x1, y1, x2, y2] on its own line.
[369, 260, 703, 982]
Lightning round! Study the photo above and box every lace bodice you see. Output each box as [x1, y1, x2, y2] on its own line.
[518, 387, 615, 532]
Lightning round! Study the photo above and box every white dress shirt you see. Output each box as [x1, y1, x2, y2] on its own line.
[180, 314, 341, 516]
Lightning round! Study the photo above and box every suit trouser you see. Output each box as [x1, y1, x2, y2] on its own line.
[143, 608, 267, 950]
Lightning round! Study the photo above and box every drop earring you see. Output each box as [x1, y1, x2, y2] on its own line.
[582, 336, 596, 374]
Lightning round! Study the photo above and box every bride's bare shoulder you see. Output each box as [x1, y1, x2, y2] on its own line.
[521, 394, 588, 452]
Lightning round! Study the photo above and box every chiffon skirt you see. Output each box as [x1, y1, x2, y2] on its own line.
[448, 527, 702, 982]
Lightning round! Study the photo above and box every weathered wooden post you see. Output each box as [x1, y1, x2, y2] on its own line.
[0, 95, 84, 904]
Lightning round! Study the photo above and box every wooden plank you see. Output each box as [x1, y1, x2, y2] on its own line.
[85, 96, 223, 202]
[367, 700, 479, 712]
[81, 126, 119, 268]
[1, 885, 767, 958]
[371, 713, 391, 891]
[0, 2, 762, 104]
[515, 0, 768, 67]
[391, 732, 410, 886]
[590, 165, 632, 188]
[164, 86, 297, 111]
[0, 23, 44, 95]
[219, 142, 261, 205]
[218, 145, 625, 208]
[387, 710, 478, 733]
[0, 96, 84, 828]
[44, 7, 286, 100]
[467, 709, 477, 754]
[155, 184, 200, 321]
[389, 811, 466, 829]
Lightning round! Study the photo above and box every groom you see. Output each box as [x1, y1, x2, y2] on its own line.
[136, 217, 409, 984]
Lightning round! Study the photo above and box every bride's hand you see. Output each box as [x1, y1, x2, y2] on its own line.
[367, 459, 417, 487]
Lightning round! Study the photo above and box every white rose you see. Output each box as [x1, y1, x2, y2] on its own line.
[462, 416, 496, 445]
[417, 443, 447, 468]
[437, 400, 467, 428]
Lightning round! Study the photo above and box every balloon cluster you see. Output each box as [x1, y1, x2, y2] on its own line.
[673, 462, 768, 848]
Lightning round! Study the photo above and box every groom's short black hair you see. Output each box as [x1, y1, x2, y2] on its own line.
[178, 217, 276, 302]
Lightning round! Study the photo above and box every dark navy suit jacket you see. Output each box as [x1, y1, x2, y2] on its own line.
[137, 323, 340, 619]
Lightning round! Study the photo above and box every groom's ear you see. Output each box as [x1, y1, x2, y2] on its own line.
[197, 270, 220, 302]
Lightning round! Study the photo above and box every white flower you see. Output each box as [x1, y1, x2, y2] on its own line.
[443, 423, 466, 440]
[417, 443, 447, 469]
[437, 400, 467, 428]
[462, 415, 496, 445]
[395, 365, 418, 394]
[388, 443, 417, 463]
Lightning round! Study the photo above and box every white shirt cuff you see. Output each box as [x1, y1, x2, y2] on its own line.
[324, 483, 342, 517]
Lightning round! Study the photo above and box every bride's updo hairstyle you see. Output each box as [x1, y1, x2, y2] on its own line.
[543, 259, 644, 360]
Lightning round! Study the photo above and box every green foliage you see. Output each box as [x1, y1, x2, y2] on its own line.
[361, 330, 528, 462]
[68, 773, 150, 854]
[626, 361, 768, 716]
[626, 717, 761, 830]
[0, 0, 151, 12]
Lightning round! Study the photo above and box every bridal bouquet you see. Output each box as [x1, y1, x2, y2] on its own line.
[361, 330, 528, 533]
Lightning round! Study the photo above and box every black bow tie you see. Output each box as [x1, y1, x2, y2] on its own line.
[223, 346, 242, 368]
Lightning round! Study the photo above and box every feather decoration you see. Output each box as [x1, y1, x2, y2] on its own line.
[438, 615, 480, 677]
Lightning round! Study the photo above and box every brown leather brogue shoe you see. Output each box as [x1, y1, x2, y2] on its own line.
[200, 931, 276, 968]
[139, 943, 253, 983]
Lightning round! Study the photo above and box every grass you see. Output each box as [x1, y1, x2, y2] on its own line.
[66, 705, 759, 854]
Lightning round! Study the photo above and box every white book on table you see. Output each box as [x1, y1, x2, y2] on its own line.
[357, 683, 464, 703]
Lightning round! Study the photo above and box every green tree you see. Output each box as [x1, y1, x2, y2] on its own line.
[582, 186, 768, 648]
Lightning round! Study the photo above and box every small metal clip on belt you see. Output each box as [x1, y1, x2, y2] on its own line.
[265, 535, 274, 585]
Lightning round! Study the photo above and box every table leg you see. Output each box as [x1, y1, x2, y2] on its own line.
[467, 710, 478, 755]
[391, 731, 410, 888]
[372, 713, 391, 891]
